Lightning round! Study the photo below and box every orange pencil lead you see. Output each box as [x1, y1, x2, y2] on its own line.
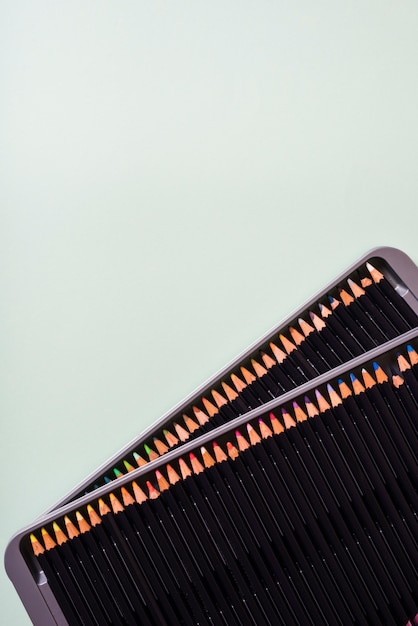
[163, 429, 179, 447]
[347, 278, 365, 298]
[258, 418, 273, 439]
[226, 441, 239, 460]
[133, 452, 147, 467]
[361, 368, 376, 389]
[155, 470, 170, 492]
[366, 262, 384, 284]
[213, 442, 228, 463]
[397, 353, 411, 372]
[153, 437, 169, 456]
[235, 430, 250, 452]
[241, 367, 256, 385]
[304, 396, 319, 418]
[212, 389, 227, 408]
[173, 421, 190, 442]
[109, 493, 124, 514]
[201, 446, 216, 468]
[251, 358, 268, 378]
[247, 423, 261, 445]
[166, 464, 181, 485]
[179, 457, 192, 479]
[339, 289, 355, 306]
[53, 522, 68, 545]
[221, 381, 238, 402]
[299, 318, 315, 337]
[30, 534, 45, 556]
[231, 372, 247, 392]
[189, 452, 205, 474]
[202, 397, 218, 417]
[121, 487, 135, 507]
[98, 498, 111, 516]
[41, 528, 56, 551]
[292, 401, 307, 422]
[269, 342, 287, 363]
[289, 326, 305, 346]
[131, 481, 148, 504]
[269, 412, 284, 435]
[279, 334, 297, 355]
[146, 480, 160, 500]
[309, 311, 326, 332]
[87, 504, 102, 527]
[64, 516, 80, 539]
[281, 408, 296, 429]
[327, 384, 342, 408]
[315, 389, 331, 412]
[372, 362, 388, 384]
[260, 351, 276, 369]
[191, 406, 209, 426]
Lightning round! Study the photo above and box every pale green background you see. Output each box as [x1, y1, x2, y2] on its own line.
[1, 1, 418, 623]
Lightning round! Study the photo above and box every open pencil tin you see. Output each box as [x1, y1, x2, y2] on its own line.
[43, 246, 418, 512]
[5, 326, 418, 626]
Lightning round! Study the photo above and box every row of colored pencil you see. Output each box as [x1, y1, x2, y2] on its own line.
[79, 261, 418, 496]
[30, 341, 418, 625]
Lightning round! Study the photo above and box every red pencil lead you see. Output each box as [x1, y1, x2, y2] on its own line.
[269, 412, 284, 435]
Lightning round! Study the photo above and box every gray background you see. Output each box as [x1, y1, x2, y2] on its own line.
[1, 1, 418, 623]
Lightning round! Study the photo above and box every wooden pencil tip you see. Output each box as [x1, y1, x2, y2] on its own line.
[298, 317, 315, 336]
[372, 361, 388, 384]
[347, 278, 365, 298]
[361, 368, 376, 389]
[279, 334, 296, 354]
[251, 358, 268, 378]
[366, 262, 384, 283]
[315, 389, 331, 412]
[281, 408, 296, 429]
[289, 326, 305, 345]
[241, 366, 256, 385]
[327, 384, 342, 407]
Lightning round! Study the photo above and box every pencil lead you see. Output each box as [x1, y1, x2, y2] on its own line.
[360, 277, 373, 288]
[155, 470, 170, 492]
[397, 352, 411, 372]
[235, 429, 250, 452]
[221, 381, 239, 402]
[304, 396, 319, 418]
[299, 317, 315, 337]
[211, 389, 227, 408]
[104, 476, 112, 484]
[308, 311, 326, 332]
[269, 342, 287, 363]
[30, 533, 45, 556]
[347, 278, 365, 298]
[121, 486, 135, 507]
[350, 373, 365, 395]
[389, 366, 404, 389]
[202, 397, 219, 417]
[281, 408, 296, 429]
[75, 508, 90, 535]
[153, 437, 169, 455]
[372, 361, 389, 384]
[226, 441, 240, 460]
[53, 522, 68, 545]
[166, 464, 181, 485]
[213, 442, 228, 463]
[246, 423, 261, 445]
[133, 451, 147, 467]
[319, 296, 338, 319]
[407, 344, 418, 366]
[98, 498, 111, 516]
[315, 389, 331, 412]
[339, 288, 355, 306]
[123, 459, 135, 473]
[173, 421, 190, 442]
[292, 401, 307, 422]
[191, 406, 209, 426]
[144, 443, 159, 461]
[189, 452, 205, 474]
[289, 326, 305, 346]
[201, 446, 216, 468]
[338, 378, 353, 399]
[184, 412, 201, 432]
[131, 481, 148, 504]
[113, 468, 123, 479]
[241, 366, 256, 385]
[258, 418, 273, 439]
[178, 457, 192, 479]
[366, 262, 384, 283]
[327, 383, 342, 408]
[251, 358, 268, 377]
[87, 504, 102, 527]
[109, 493, 124, 514]
[231, 372, 247, 392]
[64, 515, 80, 539]
[279, 334, 297, 355]
[146, 480, 160, 500]
[361, 368, 376, 389]
[163, 429, 179, 448]
[269, 412, 284, 435]
[328, 295, 340, 310]
[41, 528, 56, 551]
[260, 351, 276, 369]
